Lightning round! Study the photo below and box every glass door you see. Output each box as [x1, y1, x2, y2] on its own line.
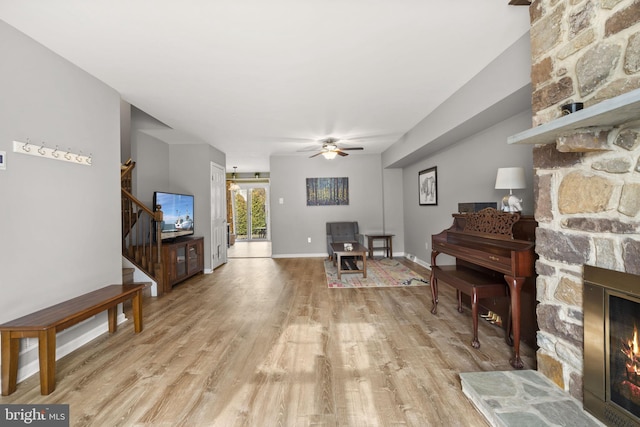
[231, 183, 269, 241]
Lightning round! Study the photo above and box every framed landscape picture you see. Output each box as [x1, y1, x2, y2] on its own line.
[306, 177, 349, 206]
[419, 167, 437, 206]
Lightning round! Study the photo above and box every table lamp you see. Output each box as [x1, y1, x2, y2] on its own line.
[495, 167, 526, 213]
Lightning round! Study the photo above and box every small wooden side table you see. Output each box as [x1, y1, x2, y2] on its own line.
[366, 234, 394, 259]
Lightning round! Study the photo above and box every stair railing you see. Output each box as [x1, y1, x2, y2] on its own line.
[121, 161, 165, 294]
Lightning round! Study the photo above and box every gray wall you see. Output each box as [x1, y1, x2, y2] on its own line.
[402, 110, 534, 266]
[266, 33, 533, 261]
[120, 101, 132, 163]
[0, 21, 122, 372]
[169, 144, 225, 270]
[270, 154, 390, 256]
[381, 31, 534, 266]
[132, 131, 170, 207]
[383, 32, 532, 169]
[130, 119, 225, 271]
[382, 167, 405, 254]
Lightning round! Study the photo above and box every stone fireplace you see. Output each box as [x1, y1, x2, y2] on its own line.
[514, 0, 640, 401]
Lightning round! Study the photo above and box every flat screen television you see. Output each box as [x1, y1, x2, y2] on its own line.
[153, 191, 195, 241]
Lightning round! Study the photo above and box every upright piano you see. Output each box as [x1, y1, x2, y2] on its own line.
[430, 208, 537, 369]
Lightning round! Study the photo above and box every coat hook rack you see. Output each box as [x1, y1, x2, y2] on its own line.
[13, 140, 92, 166]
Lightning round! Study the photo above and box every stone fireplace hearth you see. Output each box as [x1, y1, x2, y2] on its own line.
[513, 0, 640, 401]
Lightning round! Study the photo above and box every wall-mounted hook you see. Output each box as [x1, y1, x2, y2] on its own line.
[12, 140, 92, 166]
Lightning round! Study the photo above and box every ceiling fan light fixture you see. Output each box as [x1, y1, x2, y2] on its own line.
[303, 137, 364, 159]
[322, 151, 338, 160]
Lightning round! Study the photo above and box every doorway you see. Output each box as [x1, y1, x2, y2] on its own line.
[230, 183, 270, 242]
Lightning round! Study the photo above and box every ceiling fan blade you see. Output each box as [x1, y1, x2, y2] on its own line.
[336, 150, 349, 157]
[309, 152, 323, 158]
[297, 144, 324, 152]
[339, 147, 364, 151]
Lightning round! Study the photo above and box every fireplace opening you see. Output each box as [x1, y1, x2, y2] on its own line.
[610, 294, 640, 420]
[584, 265, 640, 427]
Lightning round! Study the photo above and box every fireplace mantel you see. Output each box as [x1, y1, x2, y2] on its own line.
[508, 88, 640, 145]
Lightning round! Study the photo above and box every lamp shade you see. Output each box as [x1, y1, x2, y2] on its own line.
[495, 167, 526, 190]
[322, 151, 338, 160]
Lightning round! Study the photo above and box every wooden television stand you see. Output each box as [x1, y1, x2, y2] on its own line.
[161, 236, 204, 294]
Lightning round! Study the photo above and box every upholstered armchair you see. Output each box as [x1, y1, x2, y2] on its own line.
[326, 222, 364, 259]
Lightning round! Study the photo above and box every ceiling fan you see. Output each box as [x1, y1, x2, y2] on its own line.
[305, 137, 364, 159]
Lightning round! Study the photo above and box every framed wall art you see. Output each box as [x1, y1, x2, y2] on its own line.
[418, 167, 437, 206]
[306, 177, 349, 206]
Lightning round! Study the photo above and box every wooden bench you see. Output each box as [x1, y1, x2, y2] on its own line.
[430, 265, 509, 349]
[0, 283, 148, 396]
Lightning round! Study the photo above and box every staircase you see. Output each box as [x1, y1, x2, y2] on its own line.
[121, 160, 166, 295]
[122, 267, 134, 285]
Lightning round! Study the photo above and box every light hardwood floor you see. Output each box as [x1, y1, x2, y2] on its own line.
[227, 241, 272, 258]
[2, 257, 535, 426]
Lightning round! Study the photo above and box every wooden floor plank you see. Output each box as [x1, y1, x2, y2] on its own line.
[1, 257, 535, 426]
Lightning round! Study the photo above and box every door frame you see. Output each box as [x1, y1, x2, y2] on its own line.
[232, 182, 270, 241]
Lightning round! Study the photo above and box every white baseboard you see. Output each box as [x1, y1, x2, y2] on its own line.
[404, 253, 432, 270]
[271, 253, 328, 258]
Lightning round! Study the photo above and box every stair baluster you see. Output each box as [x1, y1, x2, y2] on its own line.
[121, 161, 165, 295]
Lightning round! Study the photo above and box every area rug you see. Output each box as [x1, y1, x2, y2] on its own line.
[324, 257, 429, 288]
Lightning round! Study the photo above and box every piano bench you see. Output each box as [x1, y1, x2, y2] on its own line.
[430, 265, 509, 349]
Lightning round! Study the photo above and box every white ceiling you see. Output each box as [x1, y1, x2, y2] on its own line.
[0, 1, 530, 172]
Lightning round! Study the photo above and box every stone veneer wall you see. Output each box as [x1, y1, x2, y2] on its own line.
[528, 0, 640, 399]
